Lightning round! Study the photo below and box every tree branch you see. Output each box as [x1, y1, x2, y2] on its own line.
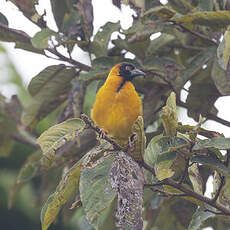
[80, 114, 123, 150]
[177, 99, 230, 128]
[46, 48, 91, 71]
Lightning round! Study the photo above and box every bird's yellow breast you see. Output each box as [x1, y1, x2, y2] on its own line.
[91, 66, 142, 142]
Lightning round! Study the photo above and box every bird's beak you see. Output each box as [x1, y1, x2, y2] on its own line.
[130, 68, 146, 78]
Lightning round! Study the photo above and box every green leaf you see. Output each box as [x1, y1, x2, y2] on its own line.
[191, 155, 230, 177]
[177, 47, 215, 91]
[145, 135, 188, 180]
[211, 57, 230, 95]
[187, 207, 215, 230]
[0, 12, 9, 26]
[90, 22, 120, 57]
[193, 137, 230, 150]
[22, 65, 76, 127]
[41, 160, 82, 230]
[172, 10, 230, 27]
[79, 154, 116, 229]
[83, 80, 99, 116]
[31, 28, 57, 50]
[37, 118, 85, 168]
[160, 92, 178, 137]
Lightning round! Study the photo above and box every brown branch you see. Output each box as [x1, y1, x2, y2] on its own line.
[151, 187, 187, 197]
[46, 48, 91, 71]
[204, 209, 224, 215]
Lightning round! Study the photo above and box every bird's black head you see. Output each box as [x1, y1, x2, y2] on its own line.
[119, 63, 146, 81]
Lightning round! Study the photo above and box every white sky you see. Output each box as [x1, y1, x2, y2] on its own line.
[0, 0, 230, 139]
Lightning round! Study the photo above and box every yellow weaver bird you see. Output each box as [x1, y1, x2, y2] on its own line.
[91, 63, 145, 146]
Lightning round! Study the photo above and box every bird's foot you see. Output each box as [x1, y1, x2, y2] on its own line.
[98, 128, 107, 139]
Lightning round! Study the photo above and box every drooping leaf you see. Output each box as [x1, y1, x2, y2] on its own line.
[22, 65, 77, 127]
[146, 33, 175, 57]
[187, 206, 215, 230]
[79, 154, 116, 229]
[41, 159, 82, 230]
[37, 118, 85, 168]
[191, 155, 230, 177]
[110, 152, 144, 230]
[50, 0, 68, 30]
[31, 28, 57, 50]
[193, 137, 230, 150]
[172, 10, 230, 27]
[160, 92, 178, 137]
[0, 12, 9, 26]
[8, 151, 42, 208]
[212, 57, 230, 95]
[217, 27, 230, 70]
[90, 22, 120, 57]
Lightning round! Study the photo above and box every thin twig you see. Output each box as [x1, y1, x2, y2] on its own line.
[171, 21, 218, 45]
[211, 175, 225, 203]
[151, 187, 187, 197]
[80, 114, 123, 150]
[204, 209, 224, 215]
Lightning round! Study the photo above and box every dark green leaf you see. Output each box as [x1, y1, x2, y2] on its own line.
[211, 57, 230, 95]
[50, 0, 68, 30]
[0, 24, 44, 54]
[191, 155, 230, 176]
[22, 65, 77, 127]
[145, 135, 188, 180]
[186, 61, 220, 121]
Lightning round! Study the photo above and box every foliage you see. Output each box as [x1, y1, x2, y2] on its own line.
[1, 0, 230, 230]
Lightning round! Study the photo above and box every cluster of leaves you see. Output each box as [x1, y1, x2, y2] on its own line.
[1, 0, 230, 229]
